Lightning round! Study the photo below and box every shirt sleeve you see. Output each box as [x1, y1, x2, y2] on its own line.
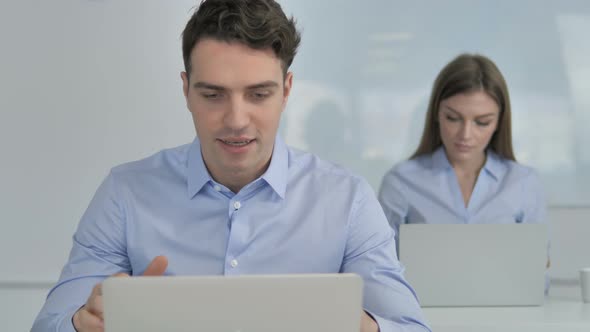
[377, 167, 409, 255]
[31, 171, 131, 332]
[342, 179, 431, 332]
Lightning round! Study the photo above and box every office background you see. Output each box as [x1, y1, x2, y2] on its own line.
[1, 0, 589, 330]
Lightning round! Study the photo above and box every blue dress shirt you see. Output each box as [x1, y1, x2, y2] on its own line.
[32, 136, 430, 332]
[378, 147, 550, 291]
[378, 147, 547, 244]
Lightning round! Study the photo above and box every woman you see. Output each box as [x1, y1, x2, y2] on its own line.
[378, 53, 550, 288]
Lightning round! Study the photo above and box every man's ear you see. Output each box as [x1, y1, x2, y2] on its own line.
[282, 72, 294, 110]
[181, 71, 189, 99]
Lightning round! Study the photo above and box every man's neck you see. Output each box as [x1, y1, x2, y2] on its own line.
[210, 161, 272, 194]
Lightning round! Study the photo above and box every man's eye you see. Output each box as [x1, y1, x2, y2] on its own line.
[202, 92, 222, 99]
[250, 91, 270, 100]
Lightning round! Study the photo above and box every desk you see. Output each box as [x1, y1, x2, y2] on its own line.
[422, 285, 590, 332]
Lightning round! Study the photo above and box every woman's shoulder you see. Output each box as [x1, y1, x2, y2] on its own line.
[380, 153, 439, 191]
[489, 151, 540, 182]
[386, 154, 433, 176]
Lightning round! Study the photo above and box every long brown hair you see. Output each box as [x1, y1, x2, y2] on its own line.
[411, 53, 515, 161]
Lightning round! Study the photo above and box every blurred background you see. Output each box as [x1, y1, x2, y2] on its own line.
[1, 0, 589, 329]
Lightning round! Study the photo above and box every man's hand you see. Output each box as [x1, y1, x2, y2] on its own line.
[72, 255, 168, 332]
[361, 310, 379, 332]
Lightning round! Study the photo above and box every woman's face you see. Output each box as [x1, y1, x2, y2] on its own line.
[438, 90, 500, 166]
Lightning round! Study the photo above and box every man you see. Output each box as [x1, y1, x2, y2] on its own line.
[32, 1, 430, 331]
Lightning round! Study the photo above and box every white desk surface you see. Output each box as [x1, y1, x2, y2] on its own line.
[422, 284, 590, 332]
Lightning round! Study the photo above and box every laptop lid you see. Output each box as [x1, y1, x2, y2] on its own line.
[399, 223, 546, 307]
[103, 273, 363, 332]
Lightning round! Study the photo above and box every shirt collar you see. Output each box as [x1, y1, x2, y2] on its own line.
[482, 149, 505, 181]
[260, 135, 288, 199]
[431, 146, 452, 170]
[187, 136, 211, 198]
[431, 146, 505, 181]
[186, 135, 288, 199]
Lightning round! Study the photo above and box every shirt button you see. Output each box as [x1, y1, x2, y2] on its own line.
[214, 185, 221, 192]
[233, 201, 241, 210]
[230, 259, 238, 268]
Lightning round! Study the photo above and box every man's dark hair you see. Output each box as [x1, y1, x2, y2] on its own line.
[182, 0, 301, 79]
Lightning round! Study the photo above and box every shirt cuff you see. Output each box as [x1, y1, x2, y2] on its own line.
[364, 309, 382, 332]
[364, 309, 432, 332]
[58, 307, 82, 332]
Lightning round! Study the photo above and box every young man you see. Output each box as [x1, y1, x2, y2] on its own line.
[32, 1, 430, 331]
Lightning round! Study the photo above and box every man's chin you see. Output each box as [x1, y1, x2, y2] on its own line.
[221, 160, 255, 176]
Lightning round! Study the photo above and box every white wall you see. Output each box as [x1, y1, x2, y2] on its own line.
[0, 287, 50, 332]
[0, 0, 196, 282]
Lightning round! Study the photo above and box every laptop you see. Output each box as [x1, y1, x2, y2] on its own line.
[399, 223, 547, 307]
[102, 273, 363, 332]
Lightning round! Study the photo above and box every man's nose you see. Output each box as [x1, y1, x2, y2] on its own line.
[223, 96, 250, 131]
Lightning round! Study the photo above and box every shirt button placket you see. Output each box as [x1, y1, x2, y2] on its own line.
[226, 200, 242, 275]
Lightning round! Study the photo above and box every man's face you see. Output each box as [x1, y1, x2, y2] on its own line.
[182, 39, 292, 192]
